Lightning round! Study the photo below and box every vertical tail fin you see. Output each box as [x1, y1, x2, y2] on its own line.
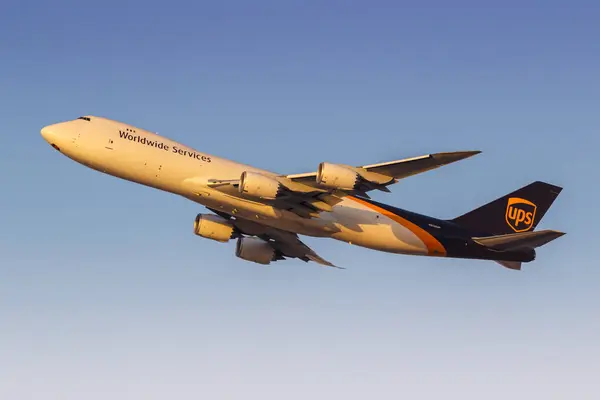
[451, 181, 563, 236]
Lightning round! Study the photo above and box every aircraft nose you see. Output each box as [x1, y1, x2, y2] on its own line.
[41, 124, 63, 151]
[41, 125, 54, 142]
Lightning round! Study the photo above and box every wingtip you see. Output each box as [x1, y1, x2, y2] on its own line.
[455, 150, 482, 162]
[433, 150, 482, 163]
[306, 254, 343, 269]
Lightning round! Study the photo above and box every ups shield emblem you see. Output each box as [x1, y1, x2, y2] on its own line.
[506, 197, 537, 233]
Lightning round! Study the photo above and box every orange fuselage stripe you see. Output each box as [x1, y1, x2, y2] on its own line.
[347, 196, 447, 256]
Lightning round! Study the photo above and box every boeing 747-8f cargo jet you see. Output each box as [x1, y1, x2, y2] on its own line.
[41, 116, 564, 270]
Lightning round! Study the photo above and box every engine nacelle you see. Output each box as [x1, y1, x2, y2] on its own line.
[239, 171, 283, 200]
[193, 214, 235, 242]
[316, 162, 360, 190]
[235, 237, 276, 265]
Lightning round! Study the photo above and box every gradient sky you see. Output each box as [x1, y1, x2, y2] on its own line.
[1, 1, 599, 399]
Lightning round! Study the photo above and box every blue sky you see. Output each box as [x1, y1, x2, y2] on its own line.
[1, 1, 599, 398]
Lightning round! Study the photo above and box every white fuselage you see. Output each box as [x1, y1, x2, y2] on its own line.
[41, 116, 441, 257]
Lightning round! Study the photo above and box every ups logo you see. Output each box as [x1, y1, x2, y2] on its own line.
[506, 197, 537, 232]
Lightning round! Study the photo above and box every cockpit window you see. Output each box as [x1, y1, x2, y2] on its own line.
[77, 116, 91, 121]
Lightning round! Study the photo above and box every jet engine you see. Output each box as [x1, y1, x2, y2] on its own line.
[235, 237, 276, 265]
[193, 213, 235, 242]
[316, 162, 360, 190]
[239, 171, 283, 200]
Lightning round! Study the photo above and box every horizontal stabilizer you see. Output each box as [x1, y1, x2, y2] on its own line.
[495, 261, 522, 270]
[473, 229, 566, 251]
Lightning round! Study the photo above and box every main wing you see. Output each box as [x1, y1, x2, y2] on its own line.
[277, 151, 481, 215]
[287, 151, 481, 190]
[210, 209, 340, 268]
[260, 228, 341, 268]
[207, 150, 480, 218]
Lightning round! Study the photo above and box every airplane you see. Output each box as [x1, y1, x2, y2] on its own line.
[40, 115, 565, 271]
